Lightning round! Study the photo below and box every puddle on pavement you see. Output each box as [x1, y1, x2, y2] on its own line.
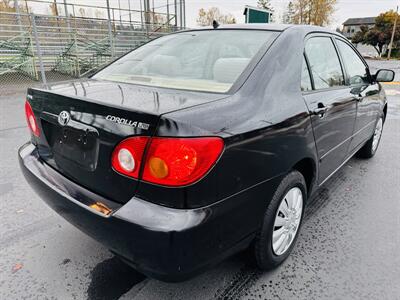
[87, 256, 145, 300]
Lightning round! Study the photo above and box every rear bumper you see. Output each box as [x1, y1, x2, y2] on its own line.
[19, 142, 259, 282]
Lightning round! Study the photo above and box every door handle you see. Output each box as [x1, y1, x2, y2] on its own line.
[312, 105, 328, 117]
[354, 94, 364, 102]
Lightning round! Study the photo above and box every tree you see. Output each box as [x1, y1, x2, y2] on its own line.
[364, 29, 387, 56]
[151, 12, 167, 25]
[257, 0, 274, 22]
[351, 10, 400, 56]
[78, 7, 86, 17]
[292, 0, 306, 24]
[197, 7, 236, 26]
[257, 0, 274, 13]
[292, 0, 337, 26]
[49, 2, 59, 16]
[0, 0, 14, 12]
[94, 9, 105, 19]
[352, 25, 369, 44]
[282, 2, 295, 24]
[0, 0, 29, 13]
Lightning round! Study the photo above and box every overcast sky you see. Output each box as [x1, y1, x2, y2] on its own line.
[29, 0, 399, 29]
[183, 0, 399, 28]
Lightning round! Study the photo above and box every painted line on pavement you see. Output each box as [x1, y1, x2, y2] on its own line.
[383, 82, 400, 85]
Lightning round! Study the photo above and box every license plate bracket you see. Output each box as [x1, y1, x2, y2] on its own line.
[42, 118, 100, 172]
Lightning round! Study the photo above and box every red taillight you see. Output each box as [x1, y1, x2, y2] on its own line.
[25, 100, 40, 137]
[111, 137, 149, 178]
[112, 136, 224, 186]
[143, 137, 224, 186]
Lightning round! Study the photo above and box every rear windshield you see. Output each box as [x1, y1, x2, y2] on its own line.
[93, 30, 279, 93]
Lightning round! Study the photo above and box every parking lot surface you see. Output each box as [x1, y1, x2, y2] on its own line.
[1, 60, 399, 300]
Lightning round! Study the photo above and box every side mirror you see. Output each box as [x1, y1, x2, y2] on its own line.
[375, 69, 395, 83]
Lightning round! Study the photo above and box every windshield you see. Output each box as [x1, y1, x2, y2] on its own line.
[93, 30, 279, 93]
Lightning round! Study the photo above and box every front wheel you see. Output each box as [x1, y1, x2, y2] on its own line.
[254, 171, 306, 270]
[357, 116, 384, 159]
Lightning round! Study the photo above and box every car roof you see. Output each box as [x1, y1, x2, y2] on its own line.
[212, 23, 292, 31]
[185, 23, 290, 32]
[184, 23, 342, 37]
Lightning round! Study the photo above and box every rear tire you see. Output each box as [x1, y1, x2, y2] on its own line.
[254, 171, 306, 270]
[357, 116, 384, 159]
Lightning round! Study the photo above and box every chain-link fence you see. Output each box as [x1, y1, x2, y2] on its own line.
[0, 11, 180, 96]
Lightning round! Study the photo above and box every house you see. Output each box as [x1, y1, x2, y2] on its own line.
[243, 5, 272, 23]
[342, 17, 376, 39]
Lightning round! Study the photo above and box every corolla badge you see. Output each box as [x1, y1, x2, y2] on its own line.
[106, 115, 150, 130]
[58, 111, 71, 126]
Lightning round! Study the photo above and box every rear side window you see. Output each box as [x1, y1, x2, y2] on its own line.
[305, 37, 345, 90]
[336, 39, 369, 86]
[301, 57, 313, 91]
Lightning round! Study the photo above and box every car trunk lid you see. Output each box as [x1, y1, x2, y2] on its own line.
[27, 79, 226, 204]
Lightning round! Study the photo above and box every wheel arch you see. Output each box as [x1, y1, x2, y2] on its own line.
[383, 103, 388, 122]
[291, 157, 317, 196]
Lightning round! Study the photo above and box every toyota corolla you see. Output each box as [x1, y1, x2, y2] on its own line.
[19, 24, 395, 282]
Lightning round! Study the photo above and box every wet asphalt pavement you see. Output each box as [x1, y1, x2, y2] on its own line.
[1, 61, 399, 300]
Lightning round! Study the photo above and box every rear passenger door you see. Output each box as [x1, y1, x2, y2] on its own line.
[302, 35, 357, 184]
[334, 38, 381, 152]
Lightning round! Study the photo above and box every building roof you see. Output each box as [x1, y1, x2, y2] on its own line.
[243, 5, 272, 15]
[343, 17, 376, 26]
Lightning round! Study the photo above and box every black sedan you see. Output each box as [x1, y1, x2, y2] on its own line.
[19, 24, 395, 282]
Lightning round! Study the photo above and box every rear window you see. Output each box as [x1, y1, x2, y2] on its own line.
[94, 30, 279, 93]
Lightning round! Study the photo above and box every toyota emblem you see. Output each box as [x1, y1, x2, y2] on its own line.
[58, 111, 71, 126]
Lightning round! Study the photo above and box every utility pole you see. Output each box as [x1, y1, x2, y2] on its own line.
[388, 6, 398, 60]
[144, 0, 150, 25]
[179, 0, 182, 29]
[63, 0, 71, 33]
[118, 0, 122, 26]
[174, 0, 177, 27]
[144, 0, 150, 36]
[52, 0, 61, 33]
[182, 0, 185, 28]
[106, 0, 114, 57]
[31, 14, 47, 87]
[139, 0, 143, 28]
[128, 0, 132, 25]
[14, 0, 23, 32]
[166, 0, 170, 26]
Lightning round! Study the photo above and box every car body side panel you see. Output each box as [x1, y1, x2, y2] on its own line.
[349, 83, 383, 151]
[135, 27, 319, 212]
[331, 37, 384, 153]
[302, 88, 357, 183]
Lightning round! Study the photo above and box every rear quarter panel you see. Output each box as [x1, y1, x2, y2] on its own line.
[136, 27, 319, 214]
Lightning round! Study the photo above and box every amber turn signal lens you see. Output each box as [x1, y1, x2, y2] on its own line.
[89, 202, 112, 216]
[149, 157, 169, 179]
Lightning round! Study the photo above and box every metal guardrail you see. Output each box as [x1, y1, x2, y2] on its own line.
[0, 11, 179, 87]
